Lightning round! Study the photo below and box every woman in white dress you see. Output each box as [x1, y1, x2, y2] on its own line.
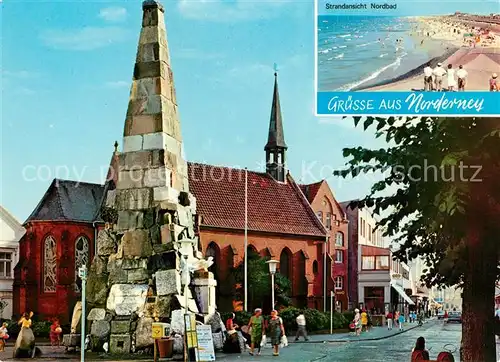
[447, 64, 457, 91]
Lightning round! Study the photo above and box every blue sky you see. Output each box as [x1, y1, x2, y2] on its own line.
[1, 0, 388, 222]
[319, 0, 499, 16]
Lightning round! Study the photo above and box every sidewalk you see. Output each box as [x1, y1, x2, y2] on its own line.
[292, 320, 429, 343]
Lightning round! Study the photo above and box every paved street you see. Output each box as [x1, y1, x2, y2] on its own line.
[0, 320, 498, 361]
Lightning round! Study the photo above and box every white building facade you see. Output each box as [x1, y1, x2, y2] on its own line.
[356, 209, 414, 316]
[0, 206, 25, 319]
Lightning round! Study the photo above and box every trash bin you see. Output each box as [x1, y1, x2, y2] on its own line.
[157, 338, 174, 358]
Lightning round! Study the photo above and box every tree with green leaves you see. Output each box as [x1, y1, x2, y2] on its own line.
[334, 117, 500, 362]
[233, 252, 291, 312]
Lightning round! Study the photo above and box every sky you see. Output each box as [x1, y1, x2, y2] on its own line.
[319, 0, 499, 16]
[0, 0, 391, 222]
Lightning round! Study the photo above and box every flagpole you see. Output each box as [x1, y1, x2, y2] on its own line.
[244, 167, 248, 312]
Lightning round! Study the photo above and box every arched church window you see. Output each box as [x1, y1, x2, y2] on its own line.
[75, 236, 89, 292]
[43, 235, 57, 293]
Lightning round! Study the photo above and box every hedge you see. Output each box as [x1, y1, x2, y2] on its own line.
[0, 319, 53, 338]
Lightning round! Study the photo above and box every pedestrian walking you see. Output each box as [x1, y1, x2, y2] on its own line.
[398, 313, 405, 331]
[247, 308, 264, 356]
[394, 311, 400, 329]
[0, 322, 9, 351]
[386, 311, 393, 330]
[361, 309, 368, 332]
[268, 310, 285, 357]
[353, 309, 362, 336]
[294, 311, 309, 341]
[49, 318, 62, 348]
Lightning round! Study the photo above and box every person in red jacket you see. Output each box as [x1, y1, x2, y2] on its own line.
[386, 311, 393, 330]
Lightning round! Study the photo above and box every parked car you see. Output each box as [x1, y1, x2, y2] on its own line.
[446, 311, 462, 323]
[437, 311, 445, 319]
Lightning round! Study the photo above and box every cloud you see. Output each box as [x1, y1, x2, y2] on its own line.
[40, 27, 130, 51]
[98, 7, 127, 22]
[177, 0, 294, 22]
[105, 80, 129, 88]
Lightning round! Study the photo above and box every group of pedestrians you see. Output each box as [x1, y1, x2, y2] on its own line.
[423, 62, 468, 91]
[224, 308, 288, 357]
[351, 308, 372, 336]
[385, 310, 405, 331]
[423, 62, 498, 91]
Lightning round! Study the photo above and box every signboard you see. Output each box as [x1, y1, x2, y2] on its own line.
[195, 325, 215, 361]
[152, 323, 170, 339]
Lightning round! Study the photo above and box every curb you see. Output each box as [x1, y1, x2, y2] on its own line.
[293, 321, 427, 344]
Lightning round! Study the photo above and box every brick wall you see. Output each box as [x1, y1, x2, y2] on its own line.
[199, 227, 324, 312]
[306, 182, 349, 311]
[13, 221, 95, 324]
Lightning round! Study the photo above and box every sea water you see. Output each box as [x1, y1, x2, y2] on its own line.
[317, 15, 450, 91]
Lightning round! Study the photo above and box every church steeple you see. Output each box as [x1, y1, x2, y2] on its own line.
[265, 69, 287, 182]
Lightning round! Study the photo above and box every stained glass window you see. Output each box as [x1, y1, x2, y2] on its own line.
[75, 236, 89, 292]
[43, 236, 57, 292]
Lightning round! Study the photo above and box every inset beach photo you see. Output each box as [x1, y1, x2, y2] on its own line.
[315, 0, 500, 116]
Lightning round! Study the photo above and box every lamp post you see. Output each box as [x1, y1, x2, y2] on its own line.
[330, 291, 334, 334]
[266, 260, 279, 310]
[78, 265, 87, 362]
[177, 239, 196, 362]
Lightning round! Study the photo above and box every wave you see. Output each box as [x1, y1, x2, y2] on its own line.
[337, 34, 351, 38]
[334, 53, 344, 59]
[380, 53, 389, 58]
[338, 45, 347, 48]
[319, 49, 330, 54]
[356, 41, 377, 47]
[337, 52, 408, 91]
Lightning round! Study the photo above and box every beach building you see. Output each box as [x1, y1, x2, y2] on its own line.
[0, 206, 25, 319]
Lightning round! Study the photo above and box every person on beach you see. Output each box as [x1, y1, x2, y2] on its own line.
[423, 63, 433, 91]
[268, 310, 285, 357]
[456, 65, 468, 91]
[247, 308, 265, 356]
[433, 62, 446, 91]
[446, 64, 457, 91]
[489, 73, 498, 91]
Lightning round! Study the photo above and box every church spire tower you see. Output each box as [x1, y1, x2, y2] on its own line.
[264, 67, 288, 182]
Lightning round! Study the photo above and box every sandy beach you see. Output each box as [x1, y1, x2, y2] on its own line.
[362, 14, 500, 91]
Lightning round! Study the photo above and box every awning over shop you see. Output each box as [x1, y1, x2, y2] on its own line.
[391, 282, 415, 305]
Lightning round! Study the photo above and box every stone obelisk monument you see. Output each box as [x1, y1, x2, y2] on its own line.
[82, 0, 216, 354]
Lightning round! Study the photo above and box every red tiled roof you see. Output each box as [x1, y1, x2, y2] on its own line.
[298, 181, 323, 203]
[188, 163, 327, 238]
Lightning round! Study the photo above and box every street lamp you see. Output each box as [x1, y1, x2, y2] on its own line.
[176, 239, 197, 362]
[78, 265, 87, 362]
[266, 260, 279, 310]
